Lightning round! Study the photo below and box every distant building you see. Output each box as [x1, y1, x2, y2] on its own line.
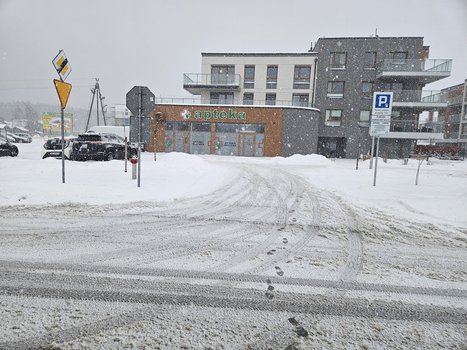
[109, 104, 130, 126]
[437, 79, 467, 151]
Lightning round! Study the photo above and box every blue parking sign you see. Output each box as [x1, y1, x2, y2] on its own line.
[372, 92, 393, 116]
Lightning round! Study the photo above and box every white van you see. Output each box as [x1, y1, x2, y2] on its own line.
[86, 126, 129, 139]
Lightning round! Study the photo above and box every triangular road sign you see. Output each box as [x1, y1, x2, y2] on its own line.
[53, 79, 72, 109]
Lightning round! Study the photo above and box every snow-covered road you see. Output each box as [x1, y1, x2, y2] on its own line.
[0, 142, 466, 348]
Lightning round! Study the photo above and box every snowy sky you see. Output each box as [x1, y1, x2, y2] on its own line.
[0, 0, 466, 109]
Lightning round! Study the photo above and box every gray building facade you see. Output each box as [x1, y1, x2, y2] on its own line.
[312, 37, 451, 158]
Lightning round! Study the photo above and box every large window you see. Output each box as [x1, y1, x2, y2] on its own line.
[292, 94, 309, 107]
[266, 65, 278, 89]
[359, 110, 370, 126]
[325, 109, 342, 126]
[211, 65, 235, 84]
[327, 81, 345, 98]
[243, 93, 254, 105]
[244, 65, 255, 88]
[364, 52, 377, 69]
[210, 92, 234, 104]
[293, 65, 311, 89]
[390, 51, 408, 64]
[330, 52, 347, 69]
[265, 93, 276, 105]
[362, 81, 374, 99]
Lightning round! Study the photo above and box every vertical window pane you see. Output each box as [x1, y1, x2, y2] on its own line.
[243, 93, 254, 105]
[265, 93, 276, 105]
[364, 52, 377, 68]
[330, 52, 347, 69]
[293, 65, 311, 89]
[244, 65, 255, 88]
[266, 65, 278, 89]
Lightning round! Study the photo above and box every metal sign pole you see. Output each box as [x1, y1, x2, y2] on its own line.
[137, 86, 142, 188]
[373, 137, 380, 186]
[369, 136, 375, 169]
[60, 106, 65, 184]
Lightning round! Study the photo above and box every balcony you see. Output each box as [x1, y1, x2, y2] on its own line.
[392, 90, 447, 110]
[386, 120, 444, 140]
[183, 73, 241, 95]
[376, 59, 452, 83]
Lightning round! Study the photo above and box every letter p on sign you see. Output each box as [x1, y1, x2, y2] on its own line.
[376, 94, 391, 108]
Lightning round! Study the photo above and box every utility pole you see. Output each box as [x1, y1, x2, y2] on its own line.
[85, 78, 107, 132]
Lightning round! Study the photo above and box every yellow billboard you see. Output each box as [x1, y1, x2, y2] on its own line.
[42, 112, 73, 132]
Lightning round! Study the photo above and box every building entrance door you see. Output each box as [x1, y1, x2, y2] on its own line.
[238, 132, 256, 157]
[174, 130, 190, 153]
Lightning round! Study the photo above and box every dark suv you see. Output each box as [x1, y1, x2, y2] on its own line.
[71, 133, 138, 161]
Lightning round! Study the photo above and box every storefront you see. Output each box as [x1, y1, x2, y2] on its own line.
[139, 104, 320, 157]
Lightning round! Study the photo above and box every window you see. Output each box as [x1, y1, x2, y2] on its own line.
[293, 65, 311, 89]
[362, 82, 374, 99]
[330, 52, 347, 69]
[383, 82, 403, 91]
[265, 93, 276, 105]
[325, 109, 342, 126]
[244, 65, 255, 88]
[211, 65, 235, 84]
[292, 94, 309, 107]
[359, 110, 370, 126]
[266, 65, 278, 89]
[210, 92, 234, 104]
[364, 52, 377, 69]
[327, 81, 345, 98]
[390, 51, 408, 64]
[243, 93, 254, 105]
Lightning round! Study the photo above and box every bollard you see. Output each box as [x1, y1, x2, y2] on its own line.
[130, 157, 137, 180]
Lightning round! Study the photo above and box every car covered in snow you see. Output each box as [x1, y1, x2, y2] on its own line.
[0, 134, 19, 157]
[41, 136, 77, 159]
[71, 132, 138, 161]
[8, 132, 32, 143]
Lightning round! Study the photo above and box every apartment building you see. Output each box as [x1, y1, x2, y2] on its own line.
[183, 53, 318, 107]
[438, 80, 467, 149]
[312, 37, 451, 158]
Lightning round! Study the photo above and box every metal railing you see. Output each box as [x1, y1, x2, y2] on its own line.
[183, 73, 241, 87]
[155, 97, 315, 108]
[376, 59, 452, 75]
[392, 90, 447, 104]
[390, 120, 444, 133]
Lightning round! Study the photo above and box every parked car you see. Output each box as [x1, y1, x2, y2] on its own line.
[7, 132, 32, 143]
[71, 133, 138, 161]
[0, 135, 19, 157]
[41, 136, 77, 159]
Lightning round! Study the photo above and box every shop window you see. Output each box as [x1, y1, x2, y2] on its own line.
[243, 93, 254, 105]
[327, 81, 345, 98]
[293, 65, 311, 89]
[292, 94, 309, 107]
[362, 82, 374, 99]
[364, 52, 377, 69]
[192, 123, 211, 132]
[210, 92, 234, 104]
[325, 109, 342, 126]
[266, 65, 278, 89]
[265, 93, 276, 105]
[330, 52, 347, 69]
[244, 65, 255, 88]
[216, 123, 238, 133]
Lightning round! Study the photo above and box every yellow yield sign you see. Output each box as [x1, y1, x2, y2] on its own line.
[53, 79, 72, 109]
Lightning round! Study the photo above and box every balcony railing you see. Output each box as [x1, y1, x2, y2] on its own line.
[376, 59, 452, 83]
[390, 120, 444, 133]
[183, 73, 241, 93]
[393, 90, 447, 108]
[154, 97, 315, 108]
